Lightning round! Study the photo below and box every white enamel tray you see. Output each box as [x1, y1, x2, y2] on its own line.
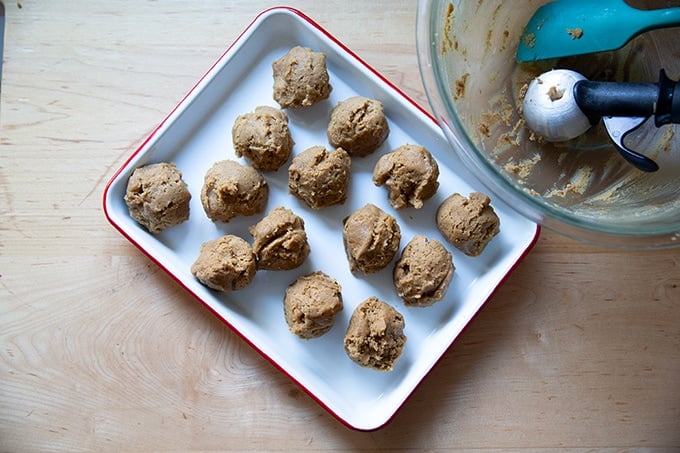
[103, 7, 539, 430]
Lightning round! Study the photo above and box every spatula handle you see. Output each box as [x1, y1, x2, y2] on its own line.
[637, 7, 680, 32]
[573, 69, 680, 126]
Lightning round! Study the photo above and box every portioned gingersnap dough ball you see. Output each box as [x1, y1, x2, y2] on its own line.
[393, 235, 454, 306]
[344, 297, 406, 371]
[373, 144, 440, 209]
[342, 204, 401, 275]
[124, 162, 191, 234]
[249, 206, 310, 271]
[327, 96, 389, 157]
[436, 192, 500, 257]
[288, 145, 351, 209]
[190, 235, 257, 291]
[200, 160, 268, 223]
[284, 272, 343, 339]
[272, 46, 332, 109]
[232, 106, 294, 172]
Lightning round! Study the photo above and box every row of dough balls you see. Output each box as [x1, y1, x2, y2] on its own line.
[287, 273, 406, 372]
[189, 203, 457, 301]
[236, 96, 389, 173]
[123, 142, 438, 234]
[233, 99, 441, 211]
[124, 155, 499, 258]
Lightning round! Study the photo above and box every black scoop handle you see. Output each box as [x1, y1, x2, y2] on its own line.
[573, 69, 680, 126]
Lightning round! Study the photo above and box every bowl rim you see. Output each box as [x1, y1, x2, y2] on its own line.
[415, 0, 680, 250]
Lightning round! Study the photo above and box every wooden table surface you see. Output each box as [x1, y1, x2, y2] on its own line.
[1, 1, 678, 451]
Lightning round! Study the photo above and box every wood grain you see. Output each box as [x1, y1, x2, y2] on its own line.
[1, 1, 678, 451]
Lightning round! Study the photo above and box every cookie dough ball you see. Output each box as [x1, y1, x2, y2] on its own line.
[288, 145, 351, 209]
[249, 206, 310, 271]
[342, 204, 401, 275]
[344, 297, 406, 371]
[393, 235, 454, 306]
[327, 96, 389, 157]
[124, 162, 191, 234]
[232, 106, 294, 172]
[284, 272, 343, 339]
[190, 235, 257, 291]
[436, 192, 500, 257]
[272, 46, 332, 109]
[200, 160, 268, 223]
[373, 144, 440, 209]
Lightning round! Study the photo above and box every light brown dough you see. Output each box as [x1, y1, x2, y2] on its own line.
[342, 204, 401, 275]
[190, 235, 257, 291]
[393, 235, 454, 306]
[284, 272, 343, 339]
[436, 192, 500, 256]
[343, 297, 406, 371]
[288, 145, 351, 209]
[249, 206, 310, 271]
[373, 144, 440, 209]
[124, 162, 191, 234]
[200, 160, 268, 223]
[327, 96, 389, 157]
[232, 106, 294, 172]
[272, 46, 332, 109]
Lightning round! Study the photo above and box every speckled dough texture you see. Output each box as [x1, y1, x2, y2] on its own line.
[373, 144, 440, 209]
[124, 162, 191, 234]
[200, 160, 268, 223]
[343, 297, 406, 371]
[288, 145, 351, 209]
[190, 235, 257, 291]
[327, 96, 389, 157]
[393, 235, 454, 306]
[284, 272, 343, 339]
[342, 203, 401, 275]
[272, 46, 332, 109]
[249, 206, 310, 271]
[232, 106, 295, 172]
[436, 192, 500, 256]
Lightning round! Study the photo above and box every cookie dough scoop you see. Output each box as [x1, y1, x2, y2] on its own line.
[522, 68, 679, 172]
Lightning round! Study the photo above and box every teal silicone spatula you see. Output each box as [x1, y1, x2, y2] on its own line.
[516, 0, 680, 62]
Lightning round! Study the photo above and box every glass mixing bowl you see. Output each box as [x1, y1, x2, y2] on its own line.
[416, 0, 680, 249]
